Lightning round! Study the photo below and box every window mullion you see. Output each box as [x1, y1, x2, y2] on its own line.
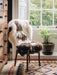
[41, 0, 42, 26]
[53, 0, 54, 26]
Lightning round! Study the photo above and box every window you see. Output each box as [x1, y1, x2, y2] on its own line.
[30, 0, 57, 26]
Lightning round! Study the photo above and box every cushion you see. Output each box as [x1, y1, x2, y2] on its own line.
[16, 41, 43, 56]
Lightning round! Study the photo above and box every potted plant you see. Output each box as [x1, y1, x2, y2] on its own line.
[39, 26, 56, 55]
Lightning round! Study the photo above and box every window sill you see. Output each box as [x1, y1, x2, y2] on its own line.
[32, 26, 57, 30]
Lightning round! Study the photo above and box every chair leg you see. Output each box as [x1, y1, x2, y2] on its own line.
[26, 51, 29, 71]
[38, 52, 41, 66]
[14, 50, 18, 66]
[29, 54, 30, 63]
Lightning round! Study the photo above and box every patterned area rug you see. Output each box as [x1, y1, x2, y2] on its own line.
[0, 60, 57, 75]
[25, 61, 57, 75]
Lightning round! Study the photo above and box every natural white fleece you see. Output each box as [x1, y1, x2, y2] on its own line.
[8, 19, 33, 59]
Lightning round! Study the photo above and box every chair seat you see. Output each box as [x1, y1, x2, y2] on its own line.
[16, 41, 43, 56]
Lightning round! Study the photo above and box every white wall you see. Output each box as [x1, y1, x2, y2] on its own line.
[33, 29, 57, 52]
[12, 0, 18, 19]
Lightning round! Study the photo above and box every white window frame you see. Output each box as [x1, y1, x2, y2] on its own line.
[29, 0, 57, 27]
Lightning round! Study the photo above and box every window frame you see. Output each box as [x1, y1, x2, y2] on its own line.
[29, 0, 57, 27]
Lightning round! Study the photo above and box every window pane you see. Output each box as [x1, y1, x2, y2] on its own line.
[42, 11, 53, 26]
[54, 11, 57, 25]
[30, 0, 41, 9]
[30, 10, 41, 26]
[54, 0, 57, 9]
[42, 0, 53, 9]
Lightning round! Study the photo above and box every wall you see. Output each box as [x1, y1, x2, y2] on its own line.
[12, 0, 18, 19]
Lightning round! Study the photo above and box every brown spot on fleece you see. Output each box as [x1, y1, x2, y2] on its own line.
[15, 21, 23, 31]
[17, 32, 27, 41]
[22, 33, 27, 41]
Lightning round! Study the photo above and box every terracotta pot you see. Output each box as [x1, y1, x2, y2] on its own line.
[42, 43, 55, 55]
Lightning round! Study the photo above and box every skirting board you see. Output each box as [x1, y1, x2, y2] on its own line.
[16, 51, 57, 60]
[10, 50, 57, 60]
[17, 55, 57, 60]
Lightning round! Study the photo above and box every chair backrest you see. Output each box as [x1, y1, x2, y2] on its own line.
[8, 19, 33, 45]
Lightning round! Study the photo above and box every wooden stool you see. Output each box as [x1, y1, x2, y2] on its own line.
[14, 41, 43, 71]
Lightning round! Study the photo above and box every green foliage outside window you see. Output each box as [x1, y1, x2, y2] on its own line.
[30, 0, 57, 26]
[54, 0, 57, 8]
[30, 10, 40, 26]
[42, 0, 53, 9]
[42, 11, 53, 26]
[30, 0, 41, 9]
[54, 11, 57, 25]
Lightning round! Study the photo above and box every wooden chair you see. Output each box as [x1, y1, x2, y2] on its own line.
[14, 41, 43, 71]
[11, 20, 43, 71]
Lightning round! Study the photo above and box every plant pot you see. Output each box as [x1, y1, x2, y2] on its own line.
[42, 43, 55, 55]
